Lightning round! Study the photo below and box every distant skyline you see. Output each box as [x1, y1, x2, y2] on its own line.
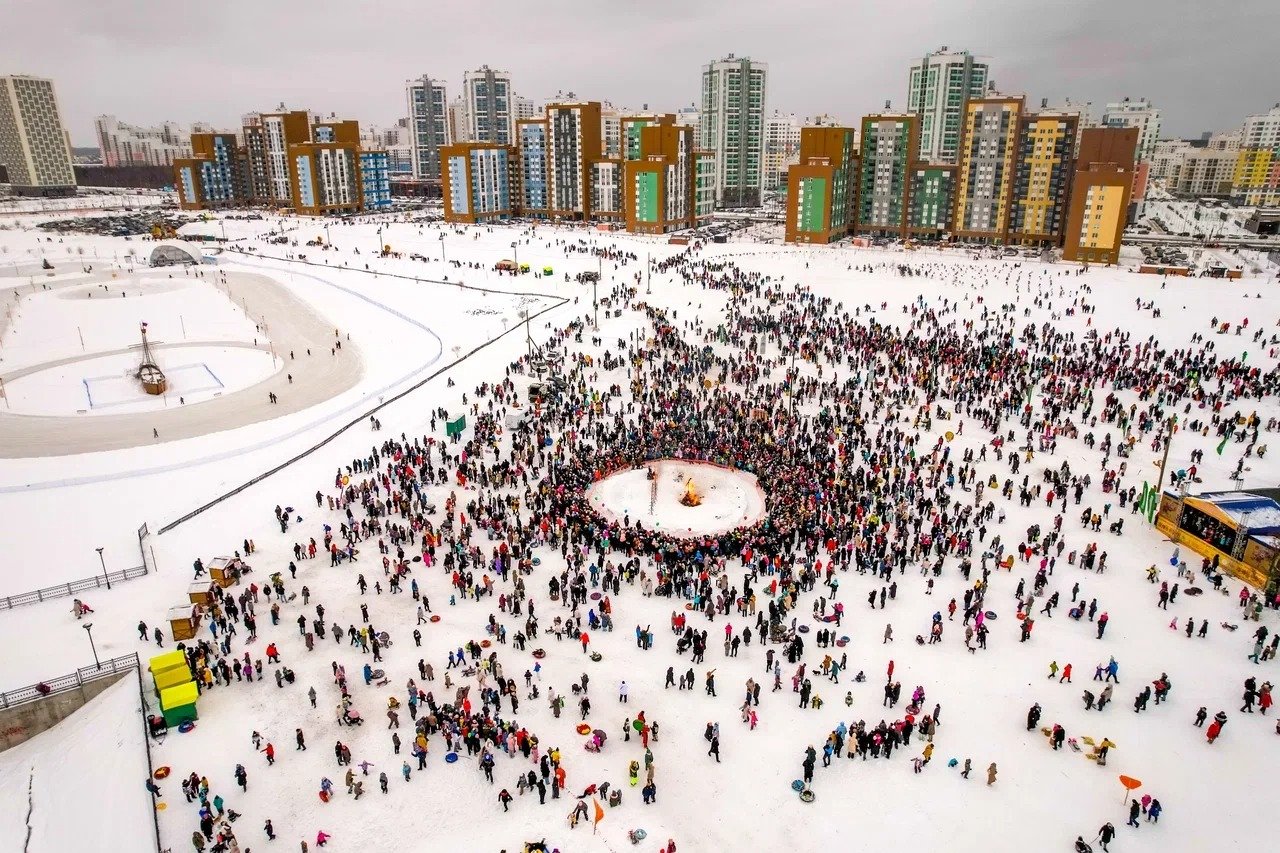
[9, 0, 1278, 146]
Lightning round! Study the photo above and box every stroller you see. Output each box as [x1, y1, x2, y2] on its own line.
[342, 708, 364, 727]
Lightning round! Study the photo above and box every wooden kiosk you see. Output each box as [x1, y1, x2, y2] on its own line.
[167, 604, 202, 642]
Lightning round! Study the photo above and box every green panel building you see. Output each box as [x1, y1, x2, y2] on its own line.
[908, 164, 957, 239]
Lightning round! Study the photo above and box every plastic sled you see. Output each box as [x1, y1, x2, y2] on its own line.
[1081, 736, 1096, 746]
[576, 724, 592, 735]
[155, 802, 167, 811]
[445, 752, 459, 763]
[590, 592, 601, 600]
[153, 766, 171, 779]
[791, 779, 805, 791]
[319, 790, 331, 802]
[430, 615, 441, 623]
[178, 721, 196, 733]
[799, 789, 816, 802]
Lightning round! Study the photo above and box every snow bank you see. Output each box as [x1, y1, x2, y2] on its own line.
[0, 674, 153, 853]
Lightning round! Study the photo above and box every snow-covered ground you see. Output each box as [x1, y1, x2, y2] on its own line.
[0, 674, 153, 853]
[588, 460, 767, 538]
[0, 212, 1279, 853]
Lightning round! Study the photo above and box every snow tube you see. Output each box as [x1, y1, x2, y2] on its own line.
[412, 556, 422, 563]
[532, 649, 546, 659]
[341, 476, 350, 485]
[481, 640, 492, 648]
[590, 592, 601, 600]
[839, 635, 850, 643]
[799, 790, 815, 803]
[797, 625, 810, 633]
[155, 802, 167, 811]
[577, 724, 592, 735]
[835, 639, 848, 647]
[984, 610, 998, 620]
[631, 829, 647, 841]
[177, 721, 196, 733]
[153, 766, 171, 779]
[445, 752, 459, 763]
[1185, 587, 1203, 596]
[589, 652, 603, 662]
[684, 603, 694, 610]
[430, 615, 441, 623]
[532, 557, 542, 565]
[791, 779, 805, 791]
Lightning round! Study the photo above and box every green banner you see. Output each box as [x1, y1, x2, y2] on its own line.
[446, 415, 466, 437]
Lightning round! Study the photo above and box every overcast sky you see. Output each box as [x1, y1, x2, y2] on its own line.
[9, 0, 1278, 146]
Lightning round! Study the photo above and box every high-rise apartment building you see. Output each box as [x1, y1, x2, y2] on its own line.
[515, 96, 538, 122]
[1232, 105, 1280, 205]
[442, 143, 516, 223]
[1009, 111, 1079, 246]
[242, 110, 312, 205]
[907, 164, 957, 239]
[406, 75, 450, 181]
[907, 48, 990, 164]
[621, 114, 675, 161]
[953, 96, 1023, 242]
[462, 66, 515, 145]
[1101, 98, 1161, 162]
[600, 104, 623, 160]
[763, 111, 802, 192]
[784, 126, 858, 244]
[176, 113, 385, 213]
[624, 123, 696, 234]
[448, 98, 469, 144]
[1175, 148, 1236, 196]
[516, 118, 549, 216]
[1063, 127, 1139, 266]
[546, 102, 603, 219]
[95, 116, 195, 167]
[856, 114, 918, 237]
[174, 133, 250, 210]
[0, 75, 75, 196]
[700, 55, 767, 207]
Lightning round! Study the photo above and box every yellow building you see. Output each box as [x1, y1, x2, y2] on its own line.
[953, 97, 1023, 242]
[1009, 113, 1078, 246]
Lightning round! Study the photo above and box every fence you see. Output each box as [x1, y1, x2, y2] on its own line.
[0, 564, 148, 611]
[0, 652, 139, 710]
[158, 254, 571, 533]
[0, 652, 162, 853]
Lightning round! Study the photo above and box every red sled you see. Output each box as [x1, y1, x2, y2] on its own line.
[319, 790, 331, 802]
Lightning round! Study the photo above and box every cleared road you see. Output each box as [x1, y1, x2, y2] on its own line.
[0, 268, 362, 457]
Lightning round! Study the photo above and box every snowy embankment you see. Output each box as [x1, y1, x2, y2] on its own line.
[0, 674, 153, 853]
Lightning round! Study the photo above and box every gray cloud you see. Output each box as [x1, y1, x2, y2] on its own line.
[8, 0, 1277, 145]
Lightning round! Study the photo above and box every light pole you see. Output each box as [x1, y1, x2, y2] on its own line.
[324, 222, 332, 246]
[82, 622, 101, 669]
[377, 227, 384, 256]
[96, 546, 110, 591]
[646, 252, 651, 295]
[439, 233, 447, 263]
[511, 241, 519, 269]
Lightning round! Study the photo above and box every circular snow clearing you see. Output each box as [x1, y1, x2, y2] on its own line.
[586, 459, 766, 538]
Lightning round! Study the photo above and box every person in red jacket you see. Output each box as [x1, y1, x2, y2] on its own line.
[262, 742, 275, 765]
[580, 631, 590, 653]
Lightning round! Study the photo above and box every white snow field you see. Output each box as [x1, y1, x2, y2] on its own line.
[0, 674, 152, 853]
[0, 211, 1279, 853]
[588, 460, 767, 537]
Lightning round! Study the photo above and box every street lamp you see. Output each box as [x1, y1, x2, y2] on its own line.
[96, 546, 110, 591]
[82, 622, 101, 669]
[646, 252, 651, 295]
[511, 241, 519, 269]
[439, 233, 447, 263]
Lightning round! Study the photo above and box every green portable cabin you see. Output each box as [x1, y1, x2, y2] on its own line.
[159, 680, 199, 726]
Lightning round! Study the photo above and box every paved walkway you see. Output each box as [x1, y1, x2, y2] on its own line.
[0, 267, 362, 457]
